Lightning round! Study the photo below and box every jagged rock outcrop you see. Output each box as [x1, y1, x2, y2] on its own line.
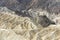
[0, 7, 60, 40]
[0, 0, 60, 40]
[28, 9, 60, 25]
[0, 7, 56, 27]
[0, 0, 60, 24]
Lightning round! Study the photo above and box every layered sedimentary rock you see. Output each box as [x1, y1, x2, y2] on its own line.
[0, 7, 60, 40]
[0, 0, 60, 40]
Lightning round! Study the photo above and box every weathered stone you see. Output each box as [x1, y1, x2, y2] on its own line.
[38, 15, 55, 27]
[0, 7, 60, 40]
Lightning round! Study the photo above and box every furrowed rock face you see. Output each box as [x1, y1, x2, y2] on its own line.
[0, 0, 60, 40]
[0, 7, 60, 40]
[0, 0, 60, 23]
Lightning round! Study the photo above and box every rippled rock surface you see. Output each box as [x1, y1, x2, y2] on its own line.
[0, 7, 60, 40]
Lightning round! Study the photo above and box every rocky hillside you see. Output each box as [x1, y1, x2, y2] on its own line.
[0, 0, 60, 40]
[0, 7, 60, 40]
[0, 0, 60, 24]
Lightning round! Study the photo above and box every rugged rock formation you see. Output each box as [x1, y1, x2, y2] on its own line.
[38, 15, 55, 27]
[0, 0, 60, 40]
[0, 7, 60, 40]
